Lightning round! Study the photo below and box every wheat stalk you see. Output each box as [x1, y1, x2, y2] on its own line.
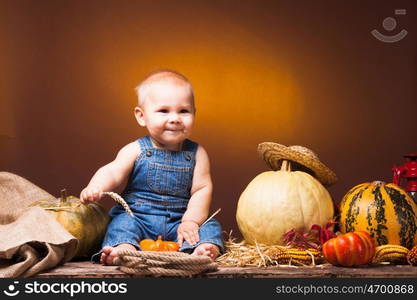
[103, 192, 133, 217]
[201, 208, 221, 227]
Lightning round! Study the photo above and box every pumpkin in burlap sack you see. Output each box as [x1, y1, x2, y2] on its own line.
[32, 189, 109, 258]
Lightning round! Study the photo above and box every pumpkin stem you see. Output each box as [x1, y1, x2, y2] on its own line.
[60, 189, 67, 203]
[280, 160, 292, 172]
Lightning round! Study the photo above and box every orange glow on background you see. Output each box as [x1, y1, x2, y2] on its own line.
[1, 1, 416, 237]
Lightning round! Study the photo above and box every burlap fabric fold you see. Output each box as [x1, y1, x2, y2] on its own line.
[0, 172, 78, 277]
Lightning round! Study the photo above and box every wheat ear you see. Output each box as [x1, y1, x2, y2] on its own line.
[103, 192, 133, 217]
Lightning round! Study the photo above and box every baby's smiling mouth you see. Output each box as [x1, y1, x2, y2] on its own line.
[165, 128, 183, 131]
[165, 128, 183, 133]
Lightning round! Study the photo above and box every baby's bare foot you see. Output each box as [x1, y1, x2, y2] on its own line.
[192, 243, 220, 260]
[100, 243, 136, 265]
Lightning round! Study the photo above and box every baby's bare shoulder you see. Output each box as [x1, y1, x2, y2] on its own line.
[195, 144, 209, 158]
[115, 141, 141, 161]
[191, 144, 212, 191]
[194, 144, 210, 167]
[107, 141, 140, 175]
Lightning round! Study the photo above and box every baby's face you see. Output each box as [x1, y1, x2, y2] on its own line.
[137, 83, 195, 150]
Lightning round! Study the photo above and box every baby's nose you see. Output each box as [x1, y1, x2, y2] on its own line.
[168, 113, 181, 122]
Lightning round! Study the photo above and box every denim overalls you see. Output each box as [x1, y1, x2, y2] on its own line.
[97, 136, 224, 258]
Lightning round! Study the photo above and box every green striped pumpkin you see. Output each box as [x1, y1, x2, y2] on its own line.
[32, 190, 109, 258]
[339, 181, 417, 249]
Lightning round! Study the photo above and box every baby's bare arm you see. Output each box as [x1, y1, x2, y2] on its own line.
[177, 145, 213, 246]
[183, 145, 213, 224]
[80, 142, 140, 203]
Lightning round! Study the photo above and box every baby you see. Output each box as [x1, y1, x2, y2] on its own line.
[80, 69, 224, 265]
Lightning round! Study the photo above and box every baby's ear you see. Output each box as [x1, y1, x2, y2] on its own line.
[134, 107, 146, 127]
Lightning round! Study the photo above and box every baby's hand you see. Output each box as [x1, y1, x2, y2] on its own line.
[80, 186, 103, 204]
[177, 220, 200, 247]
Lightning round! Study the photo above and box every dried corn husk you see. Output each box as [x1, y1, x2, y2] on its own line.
[372, 244, 409, 264]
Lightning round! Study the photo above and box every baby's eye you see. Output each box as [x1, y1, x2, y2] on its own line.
[180, 109, 190, 113]
[158, 109, 169, 113]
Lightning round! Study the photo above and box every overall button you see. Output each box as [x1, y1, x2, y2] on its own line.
[185, 154, 192, 161]
[146, 150, 153, 157]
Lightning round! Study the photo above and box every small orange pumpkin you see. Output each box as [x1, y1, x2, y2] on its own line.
[139, 236, 180, 252]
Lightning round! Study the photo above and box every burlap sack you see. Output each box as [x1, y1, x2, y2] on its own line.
[0, 172, 78, 277]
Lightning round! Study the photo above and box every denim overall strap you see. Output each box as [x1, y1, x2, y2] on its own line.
[182, 139, 198, 153]
[139, 136, 153, 150]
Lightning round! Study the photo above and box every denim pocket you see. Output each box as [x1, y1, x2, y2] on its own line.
[147, 162, 192, 196]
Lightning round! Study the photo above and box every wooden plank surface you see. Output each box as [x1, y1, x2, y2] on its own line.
[36, 261, 417, 278]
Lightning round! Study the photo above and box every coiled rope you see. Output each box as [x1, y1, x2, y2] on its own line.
[114, 250, 218, 276]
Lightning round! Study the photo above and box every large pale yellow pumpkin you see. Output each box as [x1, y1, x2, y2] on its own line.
[236, 161, 334, 245]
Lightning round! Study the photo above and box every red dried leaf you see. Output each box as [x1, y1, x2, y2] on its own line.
[282, 222, 338, 249]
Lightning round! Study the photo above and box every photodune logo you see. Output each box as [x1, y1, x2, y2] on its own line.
[371, 9, 408, 43]
[3, 281, 20, 297]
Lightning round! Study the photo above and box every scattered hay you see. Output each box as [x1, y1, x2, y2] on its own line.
[216, 234, 324, 267]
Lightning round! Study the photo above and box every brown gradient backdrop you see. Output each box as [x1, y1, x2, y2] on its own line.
[1, 0, 416, 239]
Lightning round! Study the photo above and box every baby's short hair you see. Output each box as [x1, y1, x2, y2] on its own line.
[135, 69, 195, 107]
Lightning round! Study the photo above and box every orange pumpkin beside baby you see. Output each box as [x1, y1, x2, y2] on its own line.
[139, 236, 180, 251]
